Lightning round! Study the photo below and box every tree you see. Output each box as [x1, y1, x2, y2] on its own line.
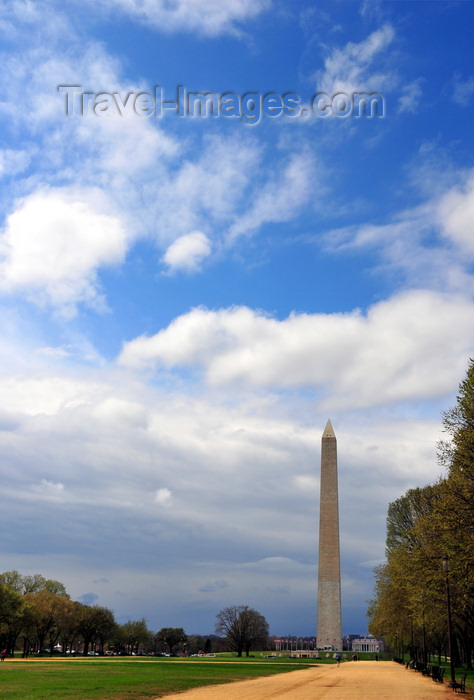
[57, 600, 81, 655]
[183, 634, 205, 655]
[76, 604, 116, 655]
[0, 582, 25, 655]
[215, 606, 269, 657]
[42, 579, 69, 598]
[436, 358, 474, 669]
[24, 591, 66, 654]
[368, 482, 451, 661]
[155, 627, 187, 656]
[91, 607, 116, 654]
[368, 359, 474, 668]
[119, 619, 151, 655]
[0, 571, 70, 656]
[0, 572, 68, 597]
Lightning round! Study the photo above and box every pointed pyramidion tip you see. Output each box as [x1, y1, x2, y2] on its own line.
[322, 419, 335, 438]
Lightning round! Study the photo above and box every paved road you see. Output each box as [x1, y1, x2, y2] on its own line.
[157, 661, 456, 699]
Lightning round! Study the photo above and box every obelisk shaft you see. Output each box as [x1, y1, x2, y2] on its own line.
[316, 420, 342, 651]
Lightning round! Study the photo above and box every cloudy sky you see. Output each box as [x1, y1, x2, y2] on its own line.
[0, 0, 473, 638]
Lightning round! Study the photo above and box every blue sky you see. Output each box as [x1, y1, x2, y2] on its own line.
[1, 0, 474, 639]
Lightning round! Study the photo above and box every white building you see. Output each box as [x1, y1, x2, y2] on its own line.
[351, 635, 384, 653]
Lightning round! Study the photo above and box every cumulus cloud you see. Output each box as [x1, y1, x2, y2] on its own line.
[0, 188, 128, 315]
[118, 290, 474, 408]
[0, 345, 456, 634]
[438, 176, 474, 256]
[0, 10, 320, 308]
[162, 232, 211, 273]
[91, 0, 271, 36]
[0, 374, 108, 417]
[0, 10, 178, 269]
[1, 0, 472, 639]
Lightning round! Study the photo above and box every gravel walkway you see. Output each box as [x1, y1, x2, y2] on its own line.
[156, 660, 458, 699]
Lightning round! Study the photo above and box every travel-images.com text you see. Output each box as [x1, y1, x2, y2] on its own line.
[58, 85, 385, 124]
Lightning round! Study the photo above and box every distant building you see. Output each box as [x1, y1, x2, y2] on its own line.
[351, 635, 384, 653]
[274, 638, 318, 657]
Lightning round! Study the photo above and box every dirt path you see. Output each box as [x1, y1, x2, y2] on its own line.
[156, 661, 458, 700]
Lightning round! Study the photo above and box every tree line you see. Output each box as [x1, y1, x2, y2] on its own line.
[0, 571, 269, 658]
[367, 359, 474, 669]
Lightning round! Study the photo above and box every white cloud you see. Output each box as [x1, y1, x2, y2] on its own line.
[118, 289, 474, 409]
[294, 475, 318, 491]
[91, 0, 271, 36]
[153, 135, 261, 246]
[316, 24, 396, 95]
[0, 14, 179, 251]
[0, 149, 31, 178]
[199, 579, 228, 593]
[0, 188, 128, 315]
[31, 479, 65, 501]
[0, 341, 456, 634]
[0, 13, 319, 303]
[163, 231, 211, 273]
[0, 0, 472, 639]
[438, 176, 474, 256]
[154, 488, 173, 507]
[325, 170, 474, 296]
[397, 78, 424, 114]
[35, 346, 72, 360]
[359, 0, 384, 20]
[91, 397, 148, 430]
[228, 153, 315, 242]
[73, 104, 179, 182]
[452, 74, 474, 105]
[0, 374, 107, 417]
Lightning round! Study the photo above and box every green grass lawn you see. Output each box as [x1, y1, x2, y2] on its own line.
[0, 656, 317, 699]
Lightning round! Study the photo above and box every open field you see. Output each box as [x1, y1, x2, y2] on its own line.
[0, 656, 316, 699]
[0, 655, 471, 699]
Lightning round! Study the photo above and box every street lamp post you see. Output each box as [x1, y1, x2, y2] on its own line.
[422, 609, 427, 665]
[442, 554, 456, 687]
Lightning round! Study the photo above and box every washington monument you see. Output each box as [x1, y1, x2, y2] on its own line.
[316, 419, 342, 651]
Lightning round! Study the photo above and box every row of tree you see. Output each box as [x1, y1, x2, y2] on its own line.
[367, 359, 474, 669]
[0, 571, 270, 657]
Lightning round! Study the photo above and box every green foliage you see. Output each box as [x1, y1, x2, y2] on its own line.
[0, 582, 24, 625]
[0, 571, 69, 597]
[368, 359, 474, 668]
[76, 604, 117, 655]
[117, 618, 151, 654]
[155, 627, 187, 655]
